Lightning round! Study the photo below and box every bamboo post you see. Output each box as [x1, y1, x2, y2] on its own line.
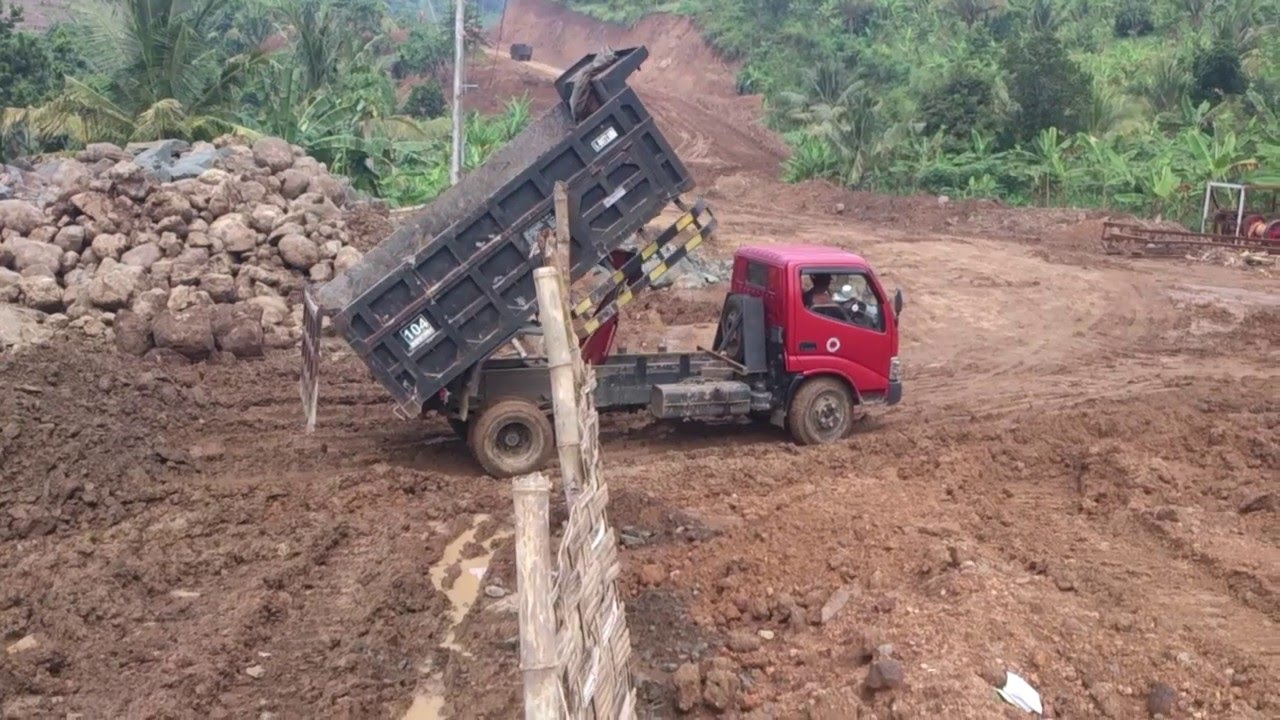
[534, 266, 583, 503]
[550, 182, 585, 379]
[512, 473, 560, 720]
[552, 181, 572, 294]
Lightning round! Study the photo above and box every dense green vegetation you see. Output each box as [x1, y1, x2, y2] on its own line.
[561, 0, 1280, 223]
[0, 0, 527, 208]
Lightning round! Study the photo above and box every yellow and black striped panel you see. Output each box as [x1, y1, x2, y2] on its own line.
[571, 200, 714, 321]
[573, 212, 719, 338]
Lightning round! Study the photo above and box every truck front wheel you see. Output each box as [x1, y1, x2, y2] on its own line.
[787, 377, 855, 445]
[468, 399, 554, 478]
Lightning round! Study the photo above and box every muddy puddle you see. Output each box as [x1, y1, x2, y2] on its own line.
[404, 514, 512, 719]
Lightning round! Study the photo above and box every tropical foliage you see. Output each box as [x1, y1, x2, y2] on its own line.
[0, 0, 525, 208]
[562, 0, 1280, 224]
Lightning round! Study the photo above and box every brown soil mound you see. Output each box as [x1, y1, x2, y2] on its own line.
[494, 0, 738, 99]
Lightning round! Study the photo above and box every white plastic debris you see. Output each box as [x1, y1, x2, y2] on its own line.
[996, 671, 1043, 715]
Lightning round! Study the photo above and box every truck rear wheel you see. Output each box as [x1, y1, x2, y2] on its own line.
[468, 398, 554, 478]
[788, 377, 854, 445]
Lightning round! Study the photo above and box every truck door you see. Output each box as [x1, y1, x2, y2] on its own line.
[787, 266, 895, 395]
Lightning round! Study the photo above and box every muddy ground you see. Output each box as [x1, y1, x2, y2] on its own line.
[3, 1, 1278, 718]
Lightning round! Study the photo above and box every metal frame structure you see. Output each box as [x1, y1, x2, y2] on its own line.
[1201, 181, 1247, 235]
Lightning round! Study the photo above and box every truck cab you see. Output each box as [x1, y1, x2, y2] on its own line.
[733, 245, 902, 403]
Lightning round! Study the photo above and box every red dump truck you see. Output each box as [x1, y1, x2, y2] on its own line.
[302, 47, 903, 476]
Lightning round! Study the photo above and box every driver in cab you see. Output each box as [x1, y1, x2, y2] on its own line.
[807, 274, 881, 331]
[804, 274, 833, 307]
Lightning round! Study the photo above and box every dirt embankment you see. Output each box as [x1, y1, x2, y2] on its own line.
[490, 0, 788, 187]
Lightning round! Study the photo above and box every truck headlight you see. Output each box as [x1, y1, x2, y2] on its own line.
[889, 357, 902, 382]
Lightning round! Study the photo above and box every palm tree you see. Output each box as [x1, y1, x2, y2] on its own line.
[4, 0, 260, 145]
[276, 0, 347, 94]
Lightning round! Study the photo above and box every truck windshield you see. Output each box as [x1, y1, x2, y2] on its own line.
[801, 270, 884, 332]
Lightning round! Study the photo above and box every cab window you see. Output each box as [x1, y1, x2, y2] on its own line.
[745, 261, 769, 289]
[800, 269, 885, 333]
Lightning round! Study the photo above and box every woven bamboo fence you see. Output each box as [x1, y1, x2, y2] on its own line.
[549, 366, 636, 719]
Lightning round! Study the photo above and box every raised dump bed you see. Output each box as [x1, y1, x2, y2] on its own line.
[311, 47, 697, 416]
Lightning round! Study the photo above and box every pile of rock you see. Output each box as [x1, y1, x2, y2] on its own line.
[0, 136, 372, 359]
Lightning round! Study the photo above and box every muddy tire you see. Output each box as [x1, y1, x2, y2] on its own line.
[787, 377, 855, 446]
[468, 398, 554, 478]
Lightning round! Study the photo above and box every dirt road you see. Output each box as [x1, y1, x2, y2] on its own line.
[3, 1, 1277, 718]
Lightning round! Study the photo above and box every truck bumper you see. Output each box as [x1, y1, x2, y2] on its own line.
[886, 380, 903, 406]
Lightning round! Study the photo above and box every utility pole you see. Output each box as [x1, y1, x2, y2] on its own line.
[450, 0, 465, 185]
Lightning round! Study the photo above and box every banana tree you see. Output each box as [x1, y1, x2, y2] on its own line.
[1175, 127, 1256, 182]
[1077, 133, 1137, 208]
[1022, 127, 1075, 205]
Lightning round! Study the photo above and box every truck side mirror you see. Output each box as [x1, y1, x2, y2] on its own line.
[894, 288, 904, 317]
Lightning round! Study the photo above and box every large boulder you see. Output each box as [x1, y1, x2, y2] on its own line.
[87, 258, 144, 310]
[247, 295, 290, 327]
[0, 305, 53, 352]
[209, 213, 258, 253]
[207, 181, 238, 218]
[144, 190, 195, 223]
[90, 233, 129, 261]
[334, 246, 363, 274]
[19, 276, 63, 312]
[121, 242, 163, 270]
[0, 267, 20, 302]
[152, 307, 215, 360]
[239, 180, 268, 206]
[43, 158, 91, 194]
[28, 225, 56, 245]
[113, 308, 153, 356]
[54, 225, 87, 253]
[288, 192, 341, 222]
[78, 143, 129, 163]
[308, 174, 348, 206]
[71, 192, 112, 223]
[169, 145, 221, 180]
[197, 168, 231, 186]
[279, 169, 312, 200]
[278, 234, 319, 270]
[252, 137, 294, 173]
[309, 261, 333, 282]
[156, 216, 190, 238]
[130, 288, 170, 323]
[105, 161, 153, 200]
[9, 239, 63, 275]
[128, 139, 189, 181]
[249, 204, 283, 233]
[167, 285, 214, 312]
[217, 144, 258, 175]
[269, 221, 304, 242]
[200, 273, 237, 303]
[0, 200, 45, 235]
[212, 303, 265, 358]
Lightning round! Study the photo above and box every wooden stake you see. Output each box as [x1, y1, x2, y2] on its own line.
[551, 183, 583, 379]
[552, 181, 572, 292]
[512, 472, 561, 720]
[534, 266, 583, 503]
